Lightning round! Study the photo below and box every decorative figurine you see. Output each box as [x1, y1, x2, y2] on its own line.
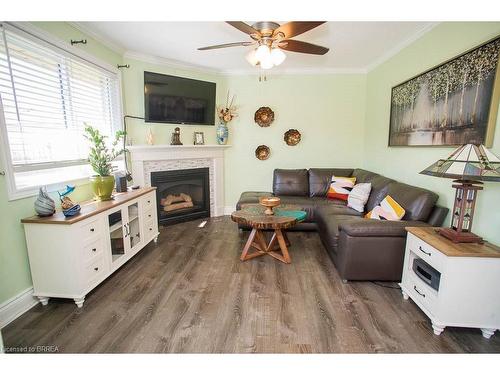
[34, 187, 56, 217]
[171, 127, 183, 145]
[58, 185, 81, 217]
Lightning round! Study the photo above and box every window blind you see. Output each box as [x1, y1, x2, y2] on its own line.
[0, 23, 122, 192]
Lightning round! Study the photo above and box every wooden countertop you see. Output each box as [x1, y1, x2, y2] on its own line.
[406, 227, 500, 258]
[21, 187, 156, 225]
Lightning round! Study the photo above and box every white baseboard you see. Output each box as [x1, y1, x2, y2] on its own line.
[0, 287, 38, 329]
[224, 206, 234, 215]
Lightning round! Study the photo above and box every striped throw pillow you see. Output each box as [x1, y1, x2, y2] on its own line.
[327, 175, 356, 201]
[365, 195, 405, 221]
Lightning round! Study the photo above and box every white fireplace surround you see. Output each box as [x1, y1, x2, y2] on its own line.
[128, 145, 230, 217]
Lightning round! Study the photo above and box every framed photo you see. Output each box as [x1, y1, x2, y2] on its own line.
[388, 36, 500, 147]
[194, 132, 205, 145]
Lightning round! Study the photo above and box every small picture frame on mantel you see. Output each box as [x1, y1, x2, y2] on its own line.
[194, 132, 205, 145]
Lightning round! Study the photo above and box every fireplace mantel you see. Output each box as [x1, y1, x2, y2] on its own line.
[129, 144, 230, 217]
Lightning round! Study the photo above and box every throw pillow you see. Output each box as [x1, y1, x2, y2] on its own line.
[347, 183, 372, 212]
[327, 175, 356, 201]
[365, 195, 405, 220]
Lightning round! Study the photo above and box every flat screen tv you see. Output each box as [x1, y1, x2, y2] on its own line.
[144, 71, 216, 125]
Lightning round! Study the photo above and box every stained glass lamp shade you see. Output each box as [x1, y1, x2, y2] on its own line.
[420, 144, 500, 243]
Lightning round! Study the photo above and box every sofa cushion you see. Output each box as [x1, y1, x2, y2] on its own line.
[386, 182, 439, 221]
[236, 191, 273, 210]
[308, 168, 354, 197]
[339, 219, 430, 237]
[273, 169, 309, 196]
[365, 175, 396, 212]
[351, 169, 379, 183]
[315, 202, 364, 218]
[316, 211, 364, 252]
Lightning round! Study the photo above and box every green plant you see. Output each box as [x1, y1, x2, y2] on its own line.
[84, 124, 126, 176]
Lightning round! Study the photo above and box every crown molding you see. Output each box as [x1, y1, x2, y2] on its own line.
[221, 66, 367, 76]
[69, 22, 126, 55]
[365, 22, 440, 72]
[72, 22, 439, 77]
[123, 50, 224, 75]
[124, 50, 366, 76]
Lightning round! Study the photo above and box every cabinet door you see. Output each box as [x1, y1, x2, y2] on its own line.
[125, 200, 143, 255]
[107, 207, 128, 266]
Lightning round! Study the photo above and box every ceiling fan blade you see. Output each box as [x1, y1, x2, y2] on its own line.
[226, 21, 261, 37]
[279, 40, 329, 55]
[198, 42, 254, 51]
[273, 21, 326, 39]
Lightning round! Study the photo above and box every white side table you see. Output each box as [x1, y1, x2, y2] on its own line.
[400, 227, 500, 339]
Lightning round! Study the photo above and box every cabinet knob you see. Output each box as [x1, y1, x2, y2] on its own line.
[149, 228, 152, 231]
[90, 228, 95, 232]
[94, 267, 99, 271]
[148, 214, 152, 218]
[147, 200, 151, 203]
[92, 248, 96, 252]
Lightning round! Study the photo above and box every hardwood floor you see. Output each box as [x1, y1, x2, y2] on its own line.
[3, 216, 500, 353]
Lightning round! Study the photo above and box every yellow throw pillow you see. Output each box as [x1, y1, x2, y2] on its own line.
[327, 176, 356, 201]
[365, 195, 405, 221]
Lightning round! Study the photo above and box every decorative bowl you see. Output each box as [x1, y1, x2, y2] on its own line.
[254, 107, 275, 127]
[284, 129, 301, 146]
[255, 145, 270, 160]
[259, 196, 281, 215]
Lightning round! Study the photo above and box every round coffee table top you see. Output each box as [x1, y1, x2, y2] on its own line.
[231, 204, 306, 230]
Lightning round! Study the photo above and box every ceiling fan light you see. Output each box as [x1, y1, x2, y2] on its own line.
[270, 48, 286, 66]
[245, 49, 259, 66]
[260, 55, 274, 70]
[255, 44, 271, 61]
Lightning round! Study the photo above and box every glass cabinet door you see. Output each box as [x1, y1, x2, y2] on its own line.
[108, 208, 126, 264]
[126, 202, 142, 252]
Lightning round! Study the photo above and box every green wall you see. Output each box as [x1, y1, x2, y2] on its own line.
[363, 22, 500, 244]
[0, 22, 123, 305]
[2, 21, 500, 308]
[223, 74, 367, 207]
[120, 57, 227, 145]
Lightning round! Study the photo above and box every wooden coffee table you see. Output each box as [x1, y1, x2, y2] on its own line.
[231, 204, 305, 264]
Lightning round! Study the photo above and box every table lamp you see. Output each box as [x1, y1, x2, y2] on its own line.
[420, 144, 500, 243]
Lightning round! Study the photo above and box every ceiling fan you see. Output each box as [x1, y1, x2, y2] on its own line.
[197, 21, 329, 69]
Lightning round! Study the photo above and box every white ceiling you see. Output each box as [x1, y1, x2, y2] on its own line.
[75, 21, 436, 74]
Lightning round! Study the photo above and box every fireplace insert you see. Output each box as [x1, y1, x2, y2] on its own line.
[151, 168, 210, 225]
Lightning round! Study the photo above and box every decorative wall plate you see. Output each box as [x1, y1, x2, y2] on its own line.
[254, 107, 275, 127]
[284, 129, 301, 146]
[255, 145, 270, 160]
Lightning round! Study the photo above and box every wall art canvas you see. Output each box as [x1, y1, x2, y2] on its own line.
[389, 37, 500, 147]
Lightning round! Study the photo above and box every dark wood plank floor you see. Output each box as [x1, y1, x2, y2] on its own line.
[4, 217, 500, 353]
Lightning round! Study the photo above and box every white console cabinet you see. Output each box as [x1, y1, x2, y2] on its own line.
[22, 188, 159, 308]
[401, 227, 500, 339]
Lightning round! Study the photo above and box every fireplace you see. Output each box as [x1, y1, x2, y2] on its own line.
[151, 168, 210, 225]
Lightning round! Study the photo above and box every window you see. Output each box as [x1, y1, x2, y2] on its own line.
[0, 23, 123, 199]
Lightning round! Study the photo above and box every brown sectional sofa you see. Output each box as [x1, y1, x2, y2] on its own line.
[236, 168, 448, 281]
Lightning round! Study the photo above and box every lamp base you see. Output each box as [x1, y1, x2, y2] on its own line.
[437, 227, 483, 244]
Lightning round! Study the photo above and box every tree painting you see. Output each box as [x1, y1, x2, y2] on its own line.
[389, 37, 500, 146]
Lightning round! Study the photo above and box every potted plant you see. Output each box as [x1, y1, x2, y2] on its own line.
[84, 124, 126, 201]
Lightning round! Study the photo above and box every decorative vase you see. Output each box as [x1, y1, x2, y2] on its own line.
[89, 175, 115, 201]
[34, 187, 56, 217]
[216, 122, 228, 145]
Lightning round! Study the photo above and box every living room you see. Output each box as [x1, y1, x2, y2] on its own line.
[1, 0, 500, 371]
